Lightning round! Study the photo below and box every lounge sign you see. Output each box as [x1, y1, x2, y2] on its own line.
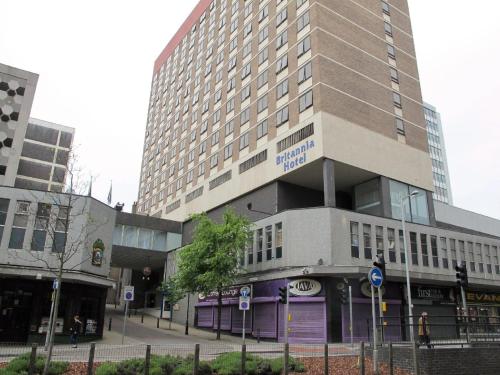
[466, 291, 500, 304]
[289, 279, 321, 296]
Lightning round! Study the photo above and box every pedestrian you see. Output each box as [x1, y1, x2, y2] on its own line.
[418, 312, 431, 348]
[70, 314, 82, 348]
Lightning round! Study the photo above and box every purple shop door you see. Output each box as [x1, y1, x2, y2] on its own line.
[231, 305, 252, 334]
[213, 306, 232, 331]
[197, 306, 214, 328]
[278, 302, 327, 343]
[253, 302, 277, 338]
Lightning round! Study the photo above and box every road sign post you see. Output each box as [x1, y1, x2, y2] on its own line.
[239, 286, 251, 344]
[369, 267, 384, 375]
[122, 286, 134, 345]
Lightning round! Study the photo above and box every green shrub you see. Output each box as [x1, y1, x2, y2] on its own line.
[95, 362, 118, 375]
[0, 353, 67, 375]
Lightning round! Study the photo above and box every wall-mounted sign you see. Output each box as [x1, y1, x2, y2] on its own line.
[198, 284, 252, 301]
[466, 291, 500, 304]
[289, 279, 321, 296]
[275, 140, 315, 172]
[91, 239, 105, 266]
[412, 286, 455, 302]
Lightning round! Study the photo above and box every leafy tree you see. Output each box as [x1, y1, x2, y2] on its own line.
[158, 277, 185, 329]
[174, 208, 251, 339]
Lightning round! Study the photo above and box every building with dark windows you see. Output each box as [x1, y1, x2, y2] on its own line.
[424, 102, 453, 204]
[134, 0, 500, 344]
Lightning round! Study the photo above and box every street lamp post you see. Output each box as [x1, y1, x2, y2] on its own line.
[400, 190, 419, 343]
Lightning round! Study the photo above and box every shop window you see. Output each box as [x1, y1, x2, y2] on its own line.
[350, 222, 359, 258]
[387, 228, 396, 263]
[410, 232, 418, 265]
[363, 224, 372, 260]
[431, 235, 439, 268]
[275, 223, 283, 259]
[421, 233, 429, 267]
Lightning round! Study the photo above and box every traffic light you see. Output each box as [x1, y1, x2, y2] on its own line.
[339, 285, 348, 304]
[373, 255, 386, 285]
[455, 261, 468, 288]
[278, 286, 287, 304]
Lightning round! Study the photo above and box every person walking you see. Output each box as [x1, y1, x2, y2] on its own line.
[70, 314, 82, 348]
[418, 312, 431, 348]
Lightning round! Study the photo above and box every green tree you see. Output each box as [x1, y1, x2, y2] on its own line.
[175, 208, 251, 339]
[158, 277, 185, 329]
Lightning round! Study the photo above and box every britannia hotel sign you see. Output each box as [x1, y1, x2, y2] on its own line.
[276, 140, 315, 172]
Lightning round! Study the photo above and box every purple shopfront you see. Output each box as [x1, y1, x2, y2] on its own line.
[195, 278, 327, 343]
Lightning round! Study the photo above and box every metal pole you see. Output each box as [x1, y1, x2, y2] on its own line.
[349, 285, 353, 347]
[284, 282, 290, 344]
[87, 342, 95, 375]
[378, 287, 384, 343]
[121, 300, 129, 345]
[460, 286, 470, 343]
[45, 291, 56, 350]
[401, 195, 415, 343]
[242, 309, 246, 344]
[371, 285, 378, 374]
[185, 294, 190, 335]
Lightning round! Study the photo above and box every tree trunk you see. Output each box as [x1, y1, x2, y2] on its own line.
[216, 289, 222, 340]
[43, 269, 63, 375]
[169, 307, 173, 330]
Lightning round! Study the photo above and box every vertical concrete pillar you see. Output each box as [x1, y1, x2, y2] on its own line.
[323, 159, 336, 207]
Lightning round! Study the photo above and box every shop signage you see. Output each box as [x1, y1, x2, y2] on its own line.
[289, 279, 321, 296]
[199, 284, 251, 301]
[275, 140, 315, 172]
[412, 286, 455, 302]
[466, 291, 500, 304]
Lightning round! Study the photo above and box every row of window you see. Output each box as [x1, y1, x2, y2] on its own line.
[242, 222, 283, 266]
[350, 221, 500, 276]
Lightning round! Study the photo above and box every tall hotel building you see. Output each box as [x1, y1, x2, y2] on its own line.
[137, 1, 500, 343]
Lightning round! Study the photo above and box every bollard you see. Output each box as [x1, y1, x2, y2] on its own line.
[388, 342, 393, 375]
[359, 342, 365, 375]
[157, 317, 160, 328]
[28, 343, 37, 375]
[324, 344, 329, 375]
[141, 314, 144, 324]
[87, 342, 96, 375]
[108, 317, 112, 331]
[283, 343, 289, 375]
[193, 344, 200, 375]
[145, 344, 151, 375]
[241, 344, 246, 375]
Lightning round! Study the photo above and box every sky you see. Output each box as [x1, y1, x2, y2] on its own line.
[1, 0, 499, 219]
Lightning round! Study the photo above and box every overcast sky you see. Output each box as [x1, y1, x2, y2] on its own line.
[1, 1, 499, 219]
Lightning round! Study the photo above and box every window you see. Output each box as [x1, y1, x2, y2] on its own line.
[450, 239, 457, 269]
[276, 106, 289, 127]
[224, 143, 233, 160]
[299, 90, 313, 112]
[241, 63, 251, 80]
[0, 198, 8, 244]
[387, 44, 396, 59]
[198, 162, 205, 176]
[390, 68, 399, 83]
[211, 131, 220, 146]
[459, 240, 466, 265]
[384, 22, 393, 36]
[244, 2, 253, 18]
[241, 84, 251, 101]
[298, 62, 312, 83]
[257, 229, 263, 262]
[493, 246, 499, 275]
[276, 30, 288, 50]
[241, 107, 250, 124]
[214, 89, 222, 104]
[399, 230, 406, 264]
[485, 244, 492, 274]
[258, 48, 268, 65]
[297, 36, 311, 57]
[187, 169, 194, 183]
[350, 222, 359, 258]
[388, 228, 396, 263]
[53, 206, 69, 253]
[396, 118, 405, 135]
[188, 149, 195, 162]
[393, 92, 402, 108]
[265, 225, 272, 260]
[441, 237, 449, 269]
[244, 23, 252, 37]
[363, 224, 372, 259]
[276, 79, 289, 99]
[227, 76, 236, 92]
[226, 97, 235, 113]
[275, 223, 283, 258]
[213, 109, 221, 124]
[421, 233, 429, 267]
[468, 241, 475, 272]
[257, 95, 268, 113]
[225, 120, 234, 136]
[247, 232, 254, 265]
[257, 70, 268, 89]
[210, 153, 219, 168]
[410, 232, 418, 265]
[243, 41, 252, 58]
[239, 132, 249, 150]
[201, 120, 208, 134]
[476, 243, 484, 273]
[199, 140, 207, 155]
[258, 26, 268, 43]
[376, 226, 384, 257]
[257, 119, 268, 139]
[382, 1, 390, 15]
[276, 8, 287, 26]
[431, 236, 439, 267]
[276, 54, 288, 74]
[297, 11, 310, 32]
[258, 5, 268, 22]
[9, 201, 30, 249]
[31, 203, 51, 252]
[228, 55, 237, 71]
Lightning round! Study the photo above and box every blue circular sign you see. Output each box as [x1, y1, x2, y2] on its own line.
[368, 267, 383, 288]
[241, 301, 248, 309]
[125, 292, 133, 300]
